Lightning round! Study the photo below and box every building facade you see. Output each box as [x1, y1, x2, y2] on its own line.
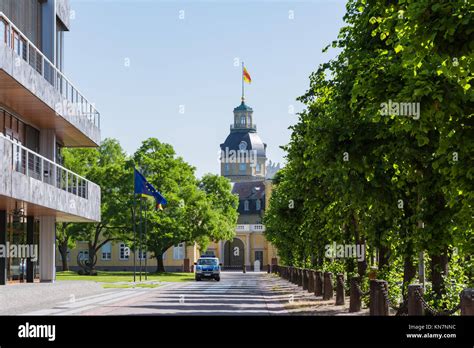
[0, 0, 101, 284]
[212, 97, 279, 270]
[57, 97, 279, 273]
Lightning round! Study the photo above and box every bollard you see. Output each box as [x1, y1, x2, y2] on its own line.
[335, 273, 345, 305]
[302, 269, 309, 290]
[408, 284, 424, 315]
[243, 265, 246, 273]
[373, 280, 389, 316]
[323, 272, 334, 300]
[308, 270, 315, 293]
[460, 288, 474, 315]
[267, 264, 271, 273]
[369, 280, 378, 316]
[315, 271, 323, 297]
[349, 277, 361, 312]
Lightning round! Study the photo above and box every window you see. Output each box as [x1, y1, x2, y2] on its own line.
[78, 250, 89, 261]
[240, 115, 246, 125]
[256, 199, 261, 211]
[56, 20, 65, 71]
[0, 20, 6, 45]
[137, 249, 146, 261]
[101, 242, 112, 260]
[256, 163, 261, 172]
[173, 243, 185, 260]
[239, 163, 246, 174]
[244, 200, 249, 211]
[119, 243, 129, 260]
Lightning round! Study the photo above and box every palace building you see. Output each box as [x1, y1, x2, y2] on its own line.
[57, 97, 280, 273]
[0, 0, 101, 284]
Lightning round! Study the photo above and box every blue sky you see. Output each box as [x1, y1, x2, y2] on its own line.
[66, 0, 346, 177]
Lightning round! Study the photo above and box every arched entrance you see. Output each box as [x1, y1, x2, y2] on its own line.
[224, 238, 245, 270]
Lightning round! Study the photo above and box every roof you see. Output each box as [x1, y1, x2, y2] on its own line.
[220, 132, 266, 157]
[234, 101, 253, 112]
[231, 181, 266, 200]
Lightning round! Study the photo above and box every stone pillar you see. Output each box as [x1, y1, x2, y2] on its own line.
[460, 289, 474, 316]
[335, 273, 345, 305]
[302, 269, 308, 290]
[217, 240, 223, 263]
[245, 234, 250, 270]
[308, 270, 315, 293]
[370, 280, 389, 316]
[349, 277, 361, 312]
[323, 272, 334, 300]
[0, 211, 6, 285]
[408, 284, 424, 315]
[314, 271, 323, 296]
[378, 280, 389, 316]
[39, 216, 56, 282]
[369, 279, 378, 316]
[26, 216, 35, 283]
[220, 240, 225, 265]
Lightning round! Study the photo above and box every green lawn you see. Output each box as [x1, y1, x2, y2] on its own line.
[56, 271, 194, 283]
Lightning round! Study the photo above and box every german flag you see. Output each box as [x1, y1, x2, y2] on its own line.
[243, 66, 252, 84]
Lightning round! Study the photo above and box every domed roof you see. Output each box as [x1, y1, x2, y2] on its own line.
[234, 101, 253, 112]
[220, 131, 266, 157]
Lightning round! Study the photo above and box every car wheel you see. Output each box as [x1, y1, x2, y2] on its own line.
[195, 276, 201, 281]
[215, 276, 220, 281]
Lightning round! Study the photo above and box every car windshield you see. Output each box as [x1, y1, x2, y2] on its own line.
[197, 259, 218, 266]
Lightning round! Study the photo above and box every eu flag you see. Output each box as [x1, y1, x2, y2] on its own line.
[134, 168, 167, 209]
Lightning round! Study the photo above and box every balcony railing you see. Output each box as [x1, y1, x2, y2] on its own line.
[1, 134, 91, 199]
[230, 124, 257, 131]
[0, 12, 100, 129]
[235, 224, 266, 232]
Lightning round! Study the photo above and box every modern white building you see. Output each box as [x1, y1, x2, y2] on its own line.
[0, 0, 101, 285]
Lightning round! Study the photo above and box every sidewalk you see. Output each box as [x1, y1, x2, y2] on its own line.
[0, 281, 105, 315]
[265, 274, 369, 315]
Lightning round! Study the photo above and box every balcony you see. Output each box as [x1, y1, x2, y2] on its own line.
[230, 123, 257, 132]
[235, 224, 265, 233]
[0, 12, 100, 147]
[0, 134, 100, 222]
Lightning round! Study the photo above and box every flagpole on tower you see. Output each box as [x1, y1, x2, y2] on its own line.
[242, 61, 245, 102]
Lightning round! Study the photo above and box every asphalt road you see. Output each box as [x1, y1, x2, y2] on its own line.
[24, 272, 289, 316]
[19, 272, 364, 316]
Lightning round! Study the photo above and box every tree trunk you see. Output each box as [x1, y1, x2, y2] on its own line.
[156, 252, 166, 273]
[430, 250, 449, 298]
[378, 243, 390, 269]
[351, 212, 367, 277]
[58, 242, 69, 272]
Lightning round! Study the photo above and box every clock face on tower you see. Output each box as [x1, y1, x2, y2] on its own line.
[239, 141, 248, 151]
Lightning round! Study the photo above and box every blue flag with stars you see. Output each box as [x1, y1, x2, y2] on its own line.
[134, 168, 167, 209]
